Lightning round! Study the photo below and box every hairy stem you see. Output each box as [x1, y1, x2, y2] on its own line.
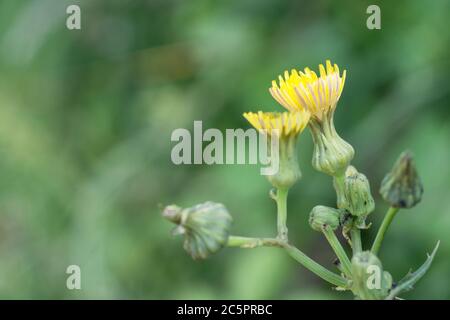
[371, 207, 399, 255]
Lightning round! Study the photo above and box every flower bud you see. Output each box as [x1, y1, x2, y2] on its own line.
[309, 205, 341, 232]
[343, 166, 375, 218]
[351, 251, 392, 300]
[380, 151, 423, 208]
[162, 202, 232, 260]
[309, 114, 354, 177]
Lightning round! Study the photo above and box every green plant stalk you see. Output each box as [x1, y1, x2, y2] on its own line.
[322, 226, 352, 278]
[276, 187, 289, 241]
[350, 227, 362, 254]
[227, 236, 349, 288]
[227, 236, 284, 248]
[283, 244, 349, 288]
[371, 207, 399, 255]
[333, 173, 346, 209]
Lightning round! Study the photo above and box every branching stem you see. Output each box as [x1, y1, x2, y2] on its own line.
[227, 235, 350, 288]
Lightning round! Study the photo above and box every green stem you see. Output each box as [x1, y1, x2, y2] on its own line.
[350, 227, 362, 254]
[333, 173, 346, 209]
[371, 207, 399, 255]
[322, 226, 352, 278]
[226, 235, 349, 288]
[276, 188, 289, 241]
[283, 244, 349, 288]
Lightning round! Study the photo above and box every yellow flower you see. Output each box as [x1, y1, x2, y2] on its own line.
[243, 111, 310, 137]
[243, 111, 310, 189]
[269, 60, 346, 120]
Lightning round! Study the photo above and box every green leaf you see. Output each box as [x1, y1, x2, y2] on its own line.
[386, 241, 440, 300]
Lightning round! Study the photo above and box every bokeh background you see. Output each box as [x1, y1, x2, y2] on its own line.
[0, 0, 449, 299]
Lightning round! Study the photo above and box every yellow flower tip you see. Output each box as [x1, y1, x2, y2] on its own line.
[243, 111, 310, 137]
[270, 61, 347, 120]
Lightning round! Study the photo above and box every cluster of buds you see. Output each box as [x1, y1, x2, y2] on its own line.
[163, 61, 436, 300]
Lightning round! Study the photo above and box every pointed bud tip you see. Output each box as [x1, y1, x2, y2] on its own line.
[380, 150, 423, 208]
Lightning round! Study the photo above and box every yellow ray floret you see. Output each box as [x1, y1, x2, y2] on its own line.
[243, 111, 310, 137]
[269, 60, 346, 119]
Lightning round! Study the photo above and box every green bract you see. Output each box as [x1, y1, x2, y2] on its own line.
[267, 133, 302, 190]
[309, 114, 355, 177]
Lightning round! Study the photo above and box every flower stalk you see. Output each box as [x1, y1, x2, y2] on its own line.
[283, 245, 350, 288]
[371, 207, 399, 255]
[227, 236, 284, 248]
[227, 235, 350, 288]
[276, 188, 289, 241]
[321, 226, 352, 278]
[350, 227, 362, 254]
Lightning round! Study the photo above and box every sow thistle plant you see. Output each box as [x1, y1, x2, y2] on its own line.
[163, 60, 439, 299]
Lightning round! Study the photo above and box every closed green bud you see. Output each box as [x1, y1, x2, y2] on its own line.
[309, 115, 354, 177]
[309, 205, 341, 232]
[343, 166, 375, 218]
[380, 151, 423, 208]
[162, 202, 232, 260]
[351, 251, 392, 300]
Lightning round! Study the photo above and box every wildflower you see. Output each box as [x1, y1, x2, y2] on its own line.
[243, 111, 310, 189]
[270, 60, 346, 119]
[243, 111, 310, 138]
[162, 202, 232, 260]
[270, 61, 354, 176]
[380, 151, 423, 208]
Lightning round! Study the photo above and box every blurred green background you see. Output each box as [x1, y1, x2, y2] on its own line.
[0, 0, 449, 299]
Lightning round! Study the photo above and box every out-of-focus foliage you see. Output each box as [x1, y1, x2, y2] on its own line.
[0, 0, 449, 299]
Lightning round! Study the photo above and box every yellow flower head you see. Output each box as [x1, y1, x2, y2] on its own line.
[269, 60, 346, 120]
[243, 111, 310, 137]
